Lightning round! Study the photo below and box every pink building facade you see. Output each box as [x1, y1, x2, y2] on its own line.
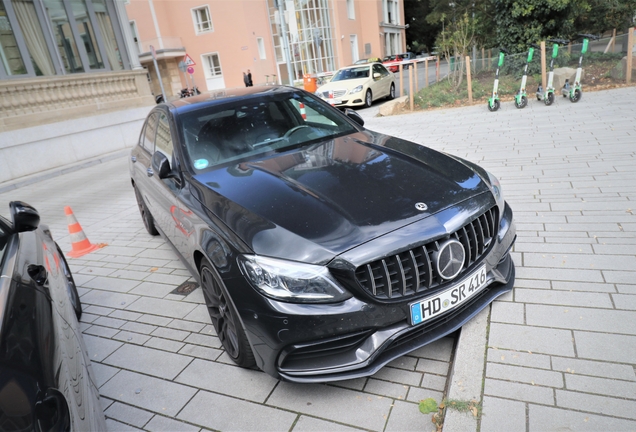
[125, 0, 406, 98]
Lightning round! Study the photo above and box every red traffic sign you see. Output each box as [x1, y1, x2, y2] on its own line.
[187, 66, 194, 74]
[183, 54, 196, 66]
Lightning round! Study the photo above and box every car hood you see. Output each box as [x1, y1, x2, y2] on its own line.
[190, 131, 492, 264]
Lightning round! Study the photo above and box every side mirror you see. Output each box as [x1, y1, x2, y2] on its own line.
[373, 72, 381, 80]
[344, 108, 364, 127]
[152, 151, 175, 180]
[10, 201, 40, 233]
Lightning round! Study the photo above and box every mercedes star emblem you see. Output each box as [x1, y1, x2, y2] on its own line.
[415, 202, 428, 211]
[435, 239, 466, 280]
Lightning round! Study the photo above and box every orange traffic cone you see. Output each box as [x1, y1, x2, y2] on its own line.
[65, 206, 100, 258]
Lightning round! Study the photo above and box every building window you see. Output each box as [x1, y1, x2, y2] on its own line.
[257, 37, 266, 59]
[202, 52, 221, 77]
[0, 0, 129, 78]
[192, 6, 212, 34]
[347, 0, 354, 19]
[0, 1, 28, 76]
[386, 0, 399, 25]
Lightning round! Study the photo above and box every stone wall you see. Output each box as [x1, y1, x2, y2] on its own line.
[0, 69, 154, 132]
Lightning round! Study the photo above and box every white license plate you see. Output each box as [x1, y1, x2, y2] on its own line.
[409, 265, 488, 326]
[327, 98, 342, 105]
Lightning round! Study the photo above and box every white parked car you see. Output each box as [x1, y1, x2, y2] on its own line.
[315, 63, 395, 108]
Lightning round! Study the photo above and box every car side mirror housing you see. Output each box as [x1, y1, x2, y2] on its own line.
[344, 109, 364, 127]
[373, 72, 381, 80]
[10, 201, 40, 233]
[152, 151, 176, 180]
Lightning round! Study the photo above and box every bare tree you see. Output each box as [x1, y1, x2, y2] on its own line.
[436, 12, 476, 90]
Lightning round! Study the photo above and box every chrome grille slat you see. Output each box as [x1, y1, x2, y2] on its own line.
[353, 206, 498, 300]
[366, 264, 376, 296]
[395, 254, 407, 296]
[381, 260, 392, 298]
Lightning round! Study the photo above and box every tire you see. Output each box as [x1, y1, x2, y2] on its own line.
[364, 89, 373, 108]
[544, 91, 555, 106]
[487, 99, 500, 112]
[570, 89, 582, 103]
[134, 185, 159, 236]
[57, 245, 82, 320]
[387, 83, 395, 100]
[536, 94, 541, 101]
[200, 260, 255, 368]
[514, 95, 527, 109]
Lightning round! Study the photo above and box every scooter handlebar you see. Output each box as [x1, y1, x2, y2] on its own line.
[499, 47, 510, 54]
[547, 38, 569, 45]
[529, 43, 540, 49]
[578, 33, 600, 40]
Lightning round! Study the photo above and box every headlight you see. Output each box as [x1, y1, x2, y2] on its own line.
[237, 255, 351, 303]
[486, 170, 504, 208]
[350, 85, 363, 94]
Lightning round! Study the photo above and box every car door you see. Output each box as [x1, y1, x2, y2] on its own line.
[146, 111, 184, 242]
[132, 111, 159, 220]
[372, 64, 391, 97]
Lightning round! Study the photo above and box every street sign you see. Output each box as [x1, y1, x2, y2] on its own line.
[183, 54, 196, 66]
[150, 45, 156, 60]
[187, 66, 194, 74]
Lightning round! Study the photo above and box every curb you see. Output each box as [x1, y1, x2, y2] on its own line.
[442, 306, 490, 431]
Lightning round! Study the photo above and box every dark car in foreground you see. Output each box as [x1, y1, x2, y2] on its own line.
[0, 202, 106, 430]
[130, 86, 516, 383]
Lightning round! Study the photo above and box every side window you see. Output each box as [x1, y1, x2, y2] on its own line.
[374, 64, 389, 77]
[155, 113, 174, 157]
[142, 113, 159, 152]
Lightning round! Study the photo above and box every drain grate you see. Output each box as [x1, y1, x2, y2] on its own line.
[171, 281, 199, 296]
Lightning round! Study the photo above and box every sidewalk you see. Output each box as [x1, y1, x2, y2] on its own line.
[363, 86, 636, 431]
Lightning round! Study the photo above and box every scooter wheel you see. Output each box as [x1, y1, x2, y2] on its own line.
[570, 89, 582, 103]
[515, 96, 527, 109]
[544, 92, 555, 106]
[488, 100, 500, 112]
[536, 94, 541, 101]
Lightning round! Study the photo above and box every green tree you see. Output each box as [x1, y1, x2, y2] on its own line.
[494, 0, 583, 52]
[575, 0, 636, 33]
[404, 0, 442, 53]
[436, 12, 476, 89]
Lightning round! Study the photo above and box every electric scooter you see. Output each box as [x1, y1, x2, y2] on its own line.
[514, 44, 538, 109]
[487, 47, 509, 112]
[536, 38, 568, 106]
[562, 34, 600, 103]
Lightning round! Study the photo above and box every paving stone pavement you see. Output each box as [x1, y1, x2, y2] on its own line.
[1, 86, 634, 431]
[362, 86, 636, 431]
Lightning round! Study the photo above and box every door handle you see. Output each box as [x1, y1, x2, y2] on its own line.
[131, 156, 137, 163]
[147, 168, 154, 177]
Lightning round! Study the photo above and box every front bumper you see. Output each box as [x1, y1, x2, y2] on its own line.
[232, 201, 516, 383]
[318, 95, 365, 108]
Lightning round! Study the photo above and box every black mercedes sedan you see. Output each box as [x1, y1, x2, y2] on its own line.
[0, 202, 106, 430]
[130, 86, 516, 383]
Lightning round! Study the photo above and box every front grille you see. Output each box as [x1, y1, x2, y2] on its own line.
[320, 89, 347, 98]
[354, 206, 498, 301]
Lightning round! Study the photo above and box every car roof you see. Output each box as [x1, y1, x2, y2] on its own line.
[166, 85, 301, 115]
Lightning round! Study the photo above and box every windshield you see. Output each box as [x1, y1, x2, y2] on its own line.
[330, 66, 370, 82]
[178, 92, 358, 173]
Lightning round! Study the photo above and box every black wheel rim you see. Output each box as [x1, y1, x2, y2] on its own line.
[201, 266, 240, 359]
